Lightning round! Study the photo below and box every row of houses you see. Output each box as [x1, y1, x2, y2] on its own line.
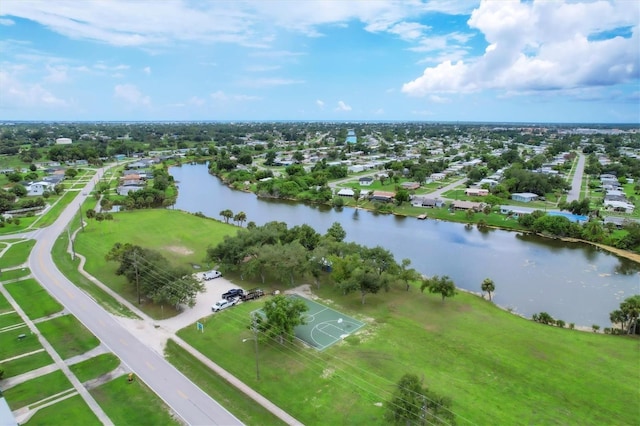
[601, 174, 634, 214]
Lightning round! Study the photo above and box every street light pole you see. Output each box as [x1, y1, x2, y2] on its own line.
[242, 337, 259, 381]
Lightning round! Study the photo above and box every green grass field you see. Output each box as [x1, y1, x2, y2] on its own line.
[0, 350, 53, 379]
[0, 292, 12, 313]
[178, 285, 640, 426]
[0, 330, 41, 361]
[164, 340, 286, 426]
[3, 369, 72, 410]
[0, 267, 32, 282]
[4, 279, 63, 320]
[51, 220, 138, 319]
[36, 314, 100, 360]
[69, 353, 121, 383]
[26, 394, 100, 426]
[73, 209, 238, 318]
[0, 239, 36, 268]
[90, 375, 180, 426]
[0, 311, 22, 329]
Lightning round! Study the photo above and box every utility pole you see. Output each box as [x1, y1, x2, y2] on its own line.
[133, 250, 141, 305]
[78, 206, 84, 232]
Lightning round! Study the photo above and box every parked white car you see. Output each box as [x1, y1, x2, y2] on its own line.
[203, 270, 222, 280]
[211, 298, 238, 312]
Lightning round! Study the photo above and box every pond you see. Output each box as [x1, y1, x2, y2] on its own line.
[170, 163, 640, 328]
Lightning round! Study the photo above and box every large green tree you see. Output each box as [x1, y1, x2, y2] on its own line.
[385, 373, 456, 425]
[258, 295, 308, 344]
[421, 275, 457, 303]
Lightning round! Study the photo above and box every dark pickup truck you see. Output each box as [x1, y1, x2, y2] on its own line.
[240, 288, 265, 301]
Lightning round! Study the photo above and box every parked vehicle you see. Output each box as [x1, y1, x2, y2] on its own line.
[211, 298, 238, 312]
[222, 288, 244, 300]
[203, 270, 222, 280]
[240, 288, 265, 301]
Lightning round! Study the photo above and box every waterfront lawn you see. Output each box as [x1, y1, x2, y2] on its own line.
[178, 285, 640, 426]
[0, 328, 41, 360]
[36, 314, 100, 360]
[69, 353, 121, 383]
[0, 239, 35, 268]
[26, 394, 100, 426]
[164, 339, 287, 426]
[90, 375, 180, 426]
[4, 279, 63, 320]
[0, 350, 53, 379]
[3, 370, 72, 410]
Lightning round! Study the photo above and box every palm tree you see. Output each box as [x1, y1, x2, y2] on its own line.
[219, 209, 233, 224]
[481, 278, 495, 301]
[234, 211, 247, 227]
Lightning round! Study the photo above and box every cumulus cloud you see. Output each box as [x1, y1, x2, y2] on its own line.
[143, 66, 151, 75]
[44, 65, 68, 83]
[316, 99, 325, 109]
[0, 71, 68, 107]
[114, 84, 150, 106]
[403, 1, 640, 97]
[335, 100, 352, 111]
[0, 0, 472, 49]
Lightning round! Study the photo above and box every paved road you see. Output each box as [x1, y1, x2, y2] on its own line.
[566, 152, 586, 202]
[28, 167, 243, 426]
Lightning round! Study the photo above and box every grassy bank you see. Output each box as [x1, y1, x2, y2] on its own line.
[178, 285, 640, 425]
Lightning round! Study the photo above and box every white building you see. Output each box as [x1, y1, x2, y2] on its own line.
[55, 137, 72, 144]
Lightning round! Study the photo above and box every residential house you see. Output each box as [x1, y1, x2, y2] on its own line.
[604, 200, 635, 213]
[430, 173, 446, 181]
[337, 188, 354, 197]
[479, 178, 499, 188]
[359, 176, 374, 186]
[411, 196, 443, 208]
[117, 186, 145, 196]
[25, 181, 53, 196]
[450, 200, 484, 211]
[401, 182, 420, 190]
[465, 188, 489, 197]
[370, 191, 395, 203]
[511, 192, 539, 203]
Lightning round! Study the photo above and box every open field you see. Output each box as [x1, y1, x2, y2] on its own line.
[0, 268, 32, 282]
[164, 340, 286, 426]
[0, 292, 12, 312]
[178, 285, 640, 426]
[51, 217, 138, 319]
[4, 279, 63, 320]
[0, 239, 36, 268]
[90, 375, 181, 426]
[0, 329, 41, 361]
[0, 311, 22, 329]
[36, 314, 100, 360]
[73, 209, 238, 318]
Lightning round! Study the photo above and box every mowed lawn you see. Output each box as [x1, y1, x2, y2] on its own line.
[178, 285, 640, 426]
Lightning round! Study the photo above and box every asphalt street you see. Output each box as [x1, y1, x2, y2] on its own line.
[28, 167, 243, 426]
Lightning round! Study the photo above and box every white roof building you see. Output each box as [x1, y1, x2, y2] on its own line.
[55, 137, 72, 144]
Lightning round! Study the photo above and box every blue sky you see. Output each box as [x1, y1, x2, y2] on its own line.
[1, 0, 638, 123]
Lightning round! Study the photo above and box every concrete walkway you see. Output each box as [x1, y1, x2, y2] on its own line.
[0, 283, 114, 426]
[70, 236, 305, 425]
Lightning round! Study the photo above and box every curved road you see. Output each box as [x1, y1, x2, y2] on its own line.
[28, 167, 242, 426]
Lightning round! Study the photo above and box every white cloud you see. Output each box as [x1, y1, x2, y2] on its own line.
[335, 100, 352, 111]
[373, 108, 384, 115]
[94, 62, 130, 71]
[143, 66, 151, 75]
[114, 84, 150, 106]
[189, 96, 205, 106]
[0, 18, 15, 25]
[403, 1, 640, 97]
[246, 65, 281, 72]
[316, 99, 325, 109]
[429, 94, 451, 104]
[237, 77, 305, 88]
[44, 65, 68, 83]
[0, 71, 68, 107]
[210, 90, 261, 101]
